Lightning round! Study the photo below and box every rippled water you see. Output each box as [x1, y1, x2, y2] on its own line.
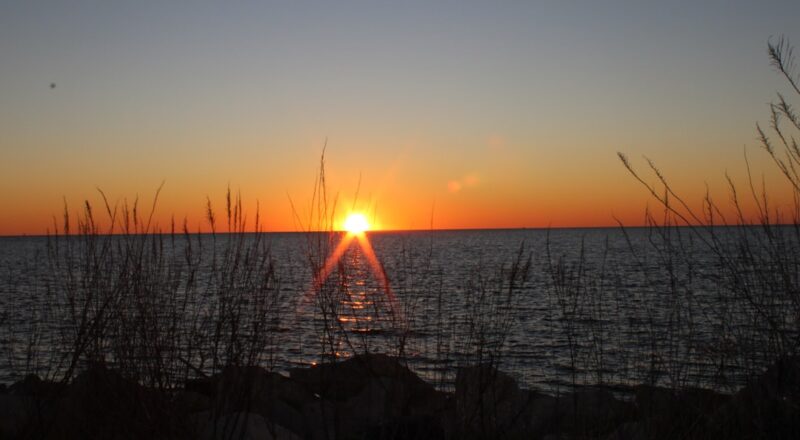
[0, 227, 795, 392]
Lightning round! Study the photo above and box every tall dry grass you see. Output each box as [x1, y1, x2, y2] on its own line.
[541, 37, 800, 397]
[290, 149, 533, 386]
[36, 186, 286, 388]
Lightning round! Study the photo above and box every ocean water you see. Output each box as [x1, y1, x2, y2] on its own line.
[0, 227, 795, 392]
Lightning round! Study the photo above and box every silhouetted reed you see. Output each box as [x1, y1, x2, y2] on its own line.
[538, 37, 800, 403]
[291, 149, 533, 387]
[0, 186, 289, 437]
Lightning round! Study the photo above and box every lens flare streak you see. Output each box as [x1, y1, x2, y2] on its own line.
[354, 233, 399, 315]
[301, 230, 402, 322]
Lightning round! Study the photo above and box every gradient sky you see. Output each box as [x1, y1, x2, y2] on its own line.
[2, 1, 799, 235]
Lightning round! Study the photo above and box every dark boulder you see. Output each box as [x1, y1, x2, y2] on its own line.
[9, 374, 64, 398]
[215, 365, 315, 411]
[200, 365, 314, 438]
[0, 394, 35, 438]
[340, 376, 449, 437]
[300, 399, 338, 440]
[360, 414, 446, 440]
[707, 356, 800, 439]
[186, 375, 217, 397]
[632, 384, 728, 439]
[194, 411, 301, 440]
[290, 353, 435, 402]
[291, 355, 447, 439]
[604, 419, 655, 440]
[454, 364, 530, 437]
[525, 389, 634, 438]
[50, 365, 176, 439]
[173, 389, 212, 414]
[520, 391, 559, 436]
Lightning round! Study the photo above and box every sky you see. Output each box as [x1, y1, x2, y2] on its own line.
[1, 0, 799, 235]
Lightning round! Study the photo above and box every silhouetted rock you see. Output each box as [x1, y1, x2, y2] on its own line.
[173, 389, 212, 414]
[631, 384, 728, 438]
[52, 365, 176, 439]
[8, 374, 63, 397]
[300, 399, 337, 440]
[519, 391, 559, 436]
[186, 376, 217, 397]
[453, 365, 633, 438]
[604, 420, 653, 440]
[288, 354, 447, 438]
[554, 389, 634, 436]
[707, 356, 800, 439]
[290, 353, 434, 401]
[2, 356, 796, 439]
[361, 414, 447, 440]
[195, 411, 301, 440]
[455, 364, 530, 437]
[343, 376, 407, 431]
[0, 394, 34, 438]
[635, 384, 728, 417]
[518, 389, 634, 438]
[750, 356, 800, 401]
[296, 369, 448, 439]
[216, 365, 314, 410]
[211, 365, 315, 438]
[341, 376, 448, 436]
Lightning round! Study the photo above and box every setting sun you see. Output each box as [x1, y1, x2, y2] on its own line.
[343, 213, 370, 234]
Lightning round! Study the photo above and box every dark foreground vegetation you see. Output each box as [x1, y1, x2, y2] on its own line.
[0, 353, 798, 439]
[3, 38, 800, 439]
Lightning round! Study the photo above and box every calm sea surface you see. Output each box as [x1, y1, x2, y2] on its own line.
[0, 227, 791, 392]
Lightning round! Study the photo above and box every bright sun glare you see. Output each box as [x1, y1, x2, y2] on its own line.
[344, 213, 370, 234]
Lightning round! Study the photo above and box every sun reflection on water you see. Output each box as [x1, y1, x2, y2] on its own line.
[302, 224, 403, 353]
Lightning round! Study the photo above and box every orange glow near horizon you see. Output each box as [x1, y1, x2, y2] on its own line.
[0, 139, 797, 236]
[2, 180, 796, 236]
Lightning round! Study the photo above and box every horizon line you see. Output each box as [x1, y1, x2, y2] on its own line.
[0, 222, 793, 239]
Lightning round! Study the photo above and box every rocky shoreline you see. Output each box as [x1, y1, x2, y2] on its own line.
[1, 354, 798, 439]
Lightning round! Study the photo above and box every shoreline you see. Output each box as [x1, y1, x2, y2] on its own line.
[1, 353, 797, 439]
